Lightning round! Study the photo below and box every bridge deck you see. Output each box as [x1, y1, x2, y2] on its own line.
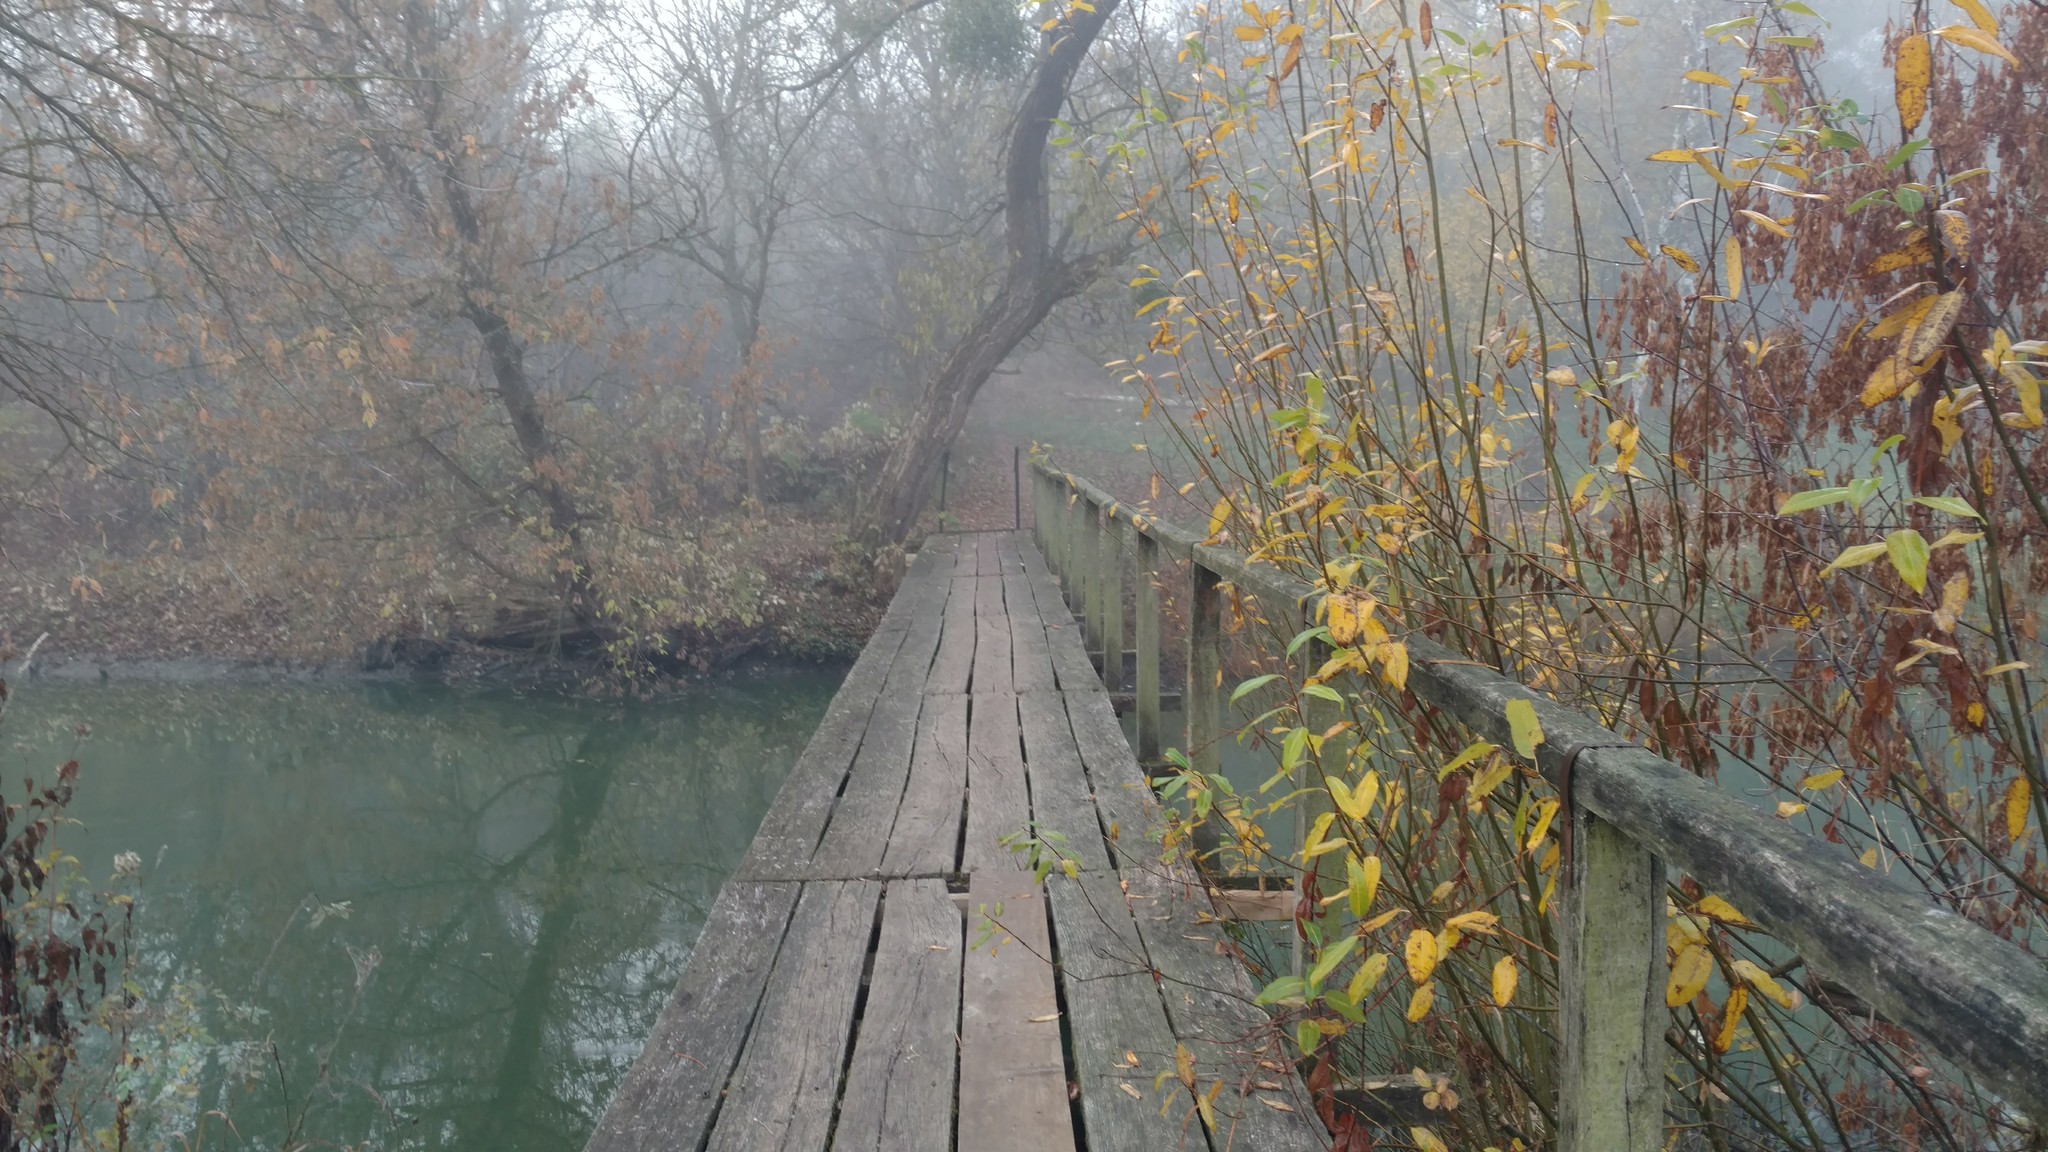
[587, 531, 1327, 1152]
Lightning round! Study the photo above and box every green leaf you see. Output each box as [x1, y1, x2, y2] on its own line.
[1819, 127, 1864, 152]
[1308, 935, 1359, 990]
[1847, 476, 1882, 507]
[1281, 726, 1311, 771]
[1778, 486, 1851, 514]
[1818, 541, 1889, 578]
[1886, 528, 1931, 593]
[1324, 988, 1367, 1024]
[1895, 185, 1926, 215]
[1302, 683, 1345, 704]
[1911, 495, 1982, 519]
[1296, 1018, 1321, 1057]
[1231, 674, 1282, 704]
[1885, 140, 1929, 170]
[1255, 975, 1307, 1006]
[1438, 740, 1495, 780]
[1286, 625, 1330, 656]
[1505, 699, 1545, 760]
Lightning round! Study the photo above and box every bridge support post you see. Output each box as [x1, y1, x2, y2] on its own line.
[1134, 526, 1161, 762]
[1559, 811, 1666, 1152]
[1100, 510, 1123, 692]
[1085, 499, 1107, 660]
[1186, 563, 1221, 779]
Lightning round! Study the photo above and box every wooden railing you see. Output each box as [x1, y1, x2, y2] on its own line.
[1029, 460, 2048, 1151]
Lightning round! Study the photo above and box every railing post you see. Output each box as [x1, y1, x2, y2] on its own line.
[1559, 813, 1667, 1152]
[1134, 526, 1161, 763]
[1084, 499, 1107, 658]
[1031, 470, 1046, 554]
[1062, 486, 1083, 609]
[1100, 510, 1124, 692]
[1186, 563, 1221, 779]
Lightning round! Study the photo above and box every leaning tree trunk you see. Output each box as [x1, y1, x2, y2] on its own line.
[859, 0, 1125, 548]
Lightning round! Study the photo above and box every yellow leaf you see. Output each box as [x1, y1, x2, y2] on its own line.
[1985, 660, 2031, 677]
[1739, 209, 1791, 238]
[1695, 895, 1753, 927]
[1715, 986, 1748, 1053]
[1235, 24, 1265, 40]
[1207, 496, 1233, 541]
[1951, 0, 1997, 33]
[1895, 33, 1931, 135]
[1470, 756, 1515, 802]
[1625, 236, 1651, 261]
[1406, 980, 1436, 1021]
[1937, 209, 1971, 253]
[1933, 572, 1969, 632]
[1526, 797, 1560, 851]
[1933, 24, 2018, 65]
[1684, 69, 1733, 88]
[2008, 775, 2032, 842]
[1492, 956, 1518, 1007]
[1646, 148, 1699, 163]
[1777, 801, 1808, 818]
[1505, 698, 1544, 759]
[1660, 245, 1701, 274]
[1867, 294, 1938, 344]
[1348, 854, 1382, 917]
[1732, 959, 1801, 1009]
[1667, 944, 1713, 1007]
[1347, 951, 1389, 1001]
[1724, 237, 1743, 299]
[1902, 291, 1965, 364]
[1381, 642, 1409, 691]
[1861, 354, 1924, 407]
[1860, 846, 1881, 867]
[1405, 929, 1440, 983]
[1800, 769, 1844, 791]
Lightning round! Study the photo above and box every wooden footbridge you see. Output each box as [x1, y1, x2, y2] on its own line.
[586, 529, 1329, 1152]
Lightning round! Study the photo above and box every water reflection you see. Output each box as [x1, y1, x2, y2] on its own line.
[2, 672, 839, 1150]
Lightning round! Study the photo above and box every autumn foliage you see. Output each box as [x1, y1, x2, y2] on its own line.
[1110, 0, 2046, 1147]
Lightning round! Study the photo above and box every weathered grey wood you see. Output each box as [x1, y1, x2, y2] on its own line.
[1558, 810, 1665, 1152]
[1186, 563, 1222, 778]
[1100, 508, 1125, 693]
[1085, 502, 1109, 666]
[973, 572, 1005, 616]
[975, 532, 1000, 577]
[831, 879, 962, 1152]
[1122, 870, 1329, 1149]
[1007, 571, 1059, 694]
[928, 578, 978, 691]
[880, 692, 970, 876]
[1016, 691, 1112, 872]
[960, 873, 1078, 1152]
[1404, 637, 2048, 1119]
[963, 693, 1030, 872]
[1063, 689, 1164, 870]
[808, 601, 945, 877]
[739, 628, 910, 877]
[1046, 872, 1208, 1150]
[585, 882, 803, 1152]
[706, 880, 880, 1152]
[1134, 527, 1162, 762]
[972, 614, 1015, 695]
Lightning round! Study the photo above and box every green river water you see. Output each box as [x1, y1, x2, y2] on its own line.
[0, 670, 842, 1150]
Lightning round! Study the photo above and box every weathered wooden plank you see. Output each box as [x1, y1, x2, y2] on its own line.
[706, 880, 881, 1152]
[808, 686, 927, 877]
[1187, 563, 1223, 777]
[1046, 872, 1209, 1151]
[1134, 528, 1163, 762]
[1016, 692, 1111, 872]
[879, 692, 970, 876]
[585, 881, 803, 1152]
[959, 873, 1077, 1152]
[1062, 689, 1163, 870]
[963, 693, 1029, 873]
[1558, 811, 1665, 1152]
[1009, 607, 1059, 695]
[928, 578, 978, 692]
[806, 584, 947, 877]
[831, 879, 963, 1152]
[739, 628, 910, 877]
[973, 572, 1005, 616]
[1122, 870, 1329, 1150]
[972, 615, 1015, 696]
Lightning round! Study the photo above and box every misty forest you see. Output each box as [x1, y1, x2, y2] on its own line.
[0, 0, 2044, 1147]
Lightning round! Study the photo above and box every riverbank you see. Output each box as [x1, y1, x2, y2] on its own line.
[2, 513, 894, 687]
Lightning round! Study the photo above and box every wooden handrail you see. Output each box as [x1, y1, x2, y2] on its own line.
[1029, 459, 2048, 1147]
